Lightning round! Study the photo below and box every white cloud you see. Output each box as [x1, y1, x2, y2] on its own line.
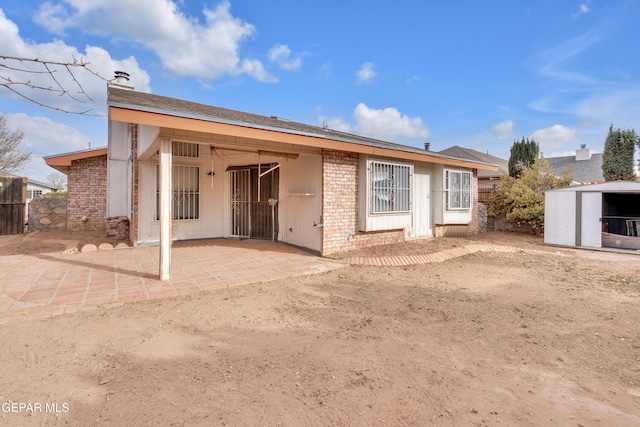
[490, 120, 515, 140]
[530, 124, 577, 151]
[356, 62, 377, 85]
[33, 0, 276, 82]
[7, 113, 94, 155]
[268, 44, 301, 71]
[317, 104, 429, 143]
[6, 112, 97, 181]
[572, 3, 590, 18]
[316, 62, 332, 80]
[353, 103, 428, 142]
[0, 10, 150, 114]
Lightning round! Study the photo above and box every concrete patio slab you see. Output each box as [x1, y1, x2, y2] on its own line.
[0, 239, 344, 324]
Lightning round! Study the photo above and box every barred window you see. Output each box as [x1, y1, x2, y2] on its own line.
[172, 141, 199, 158]
[370, 161, 411, 213]
[446, 170, 472, 210]
[156, 164, 200, 220]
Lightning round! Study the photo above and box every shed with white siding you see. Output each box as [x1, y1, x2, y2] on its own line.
[544, 181, 640, 250]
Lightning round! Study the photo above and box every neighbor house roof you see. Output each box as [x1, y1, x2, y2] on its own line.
[43, 147, 108, 174]
[438, 146, 507, 178]
[546, 152, 604, 184]
[107, 86, 498, 172]
[27, 179, 58, 191]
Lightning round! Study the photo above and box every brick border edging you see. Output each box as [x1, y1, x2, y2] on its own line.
[342, 244, 547, 266]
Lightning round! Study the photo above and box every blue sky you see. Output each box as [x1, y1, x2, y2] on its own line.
[0, 0, 638, 182]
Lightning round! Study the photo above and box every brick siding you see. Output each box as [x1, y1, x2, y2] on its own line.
[128, 124, 138, 244]
[321, 149, 404, 256]
[67, 155, 107, 231]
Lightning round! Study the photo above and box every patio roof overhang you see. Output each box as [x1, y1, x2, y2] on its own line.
[109, 106, 498, 173]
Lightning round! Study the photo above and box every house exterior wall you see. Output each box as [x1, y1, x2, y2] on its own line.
[433, 169, 479, 237]
[67, 155, 107, 231]
[280, 153, 323, 252]
[321, 149, 404, 256]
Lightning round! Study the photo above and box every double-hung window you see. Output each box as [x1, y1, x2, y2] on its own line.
[370, 161, 412, 213]
[446, 170, 472, 210]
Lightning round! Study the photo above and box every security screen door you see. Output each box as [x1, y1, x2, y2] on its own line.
[229, 166, 279, 239]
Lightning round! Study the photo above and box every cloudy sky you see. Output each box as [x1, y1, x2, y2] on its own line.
[0, 0, 638, 182]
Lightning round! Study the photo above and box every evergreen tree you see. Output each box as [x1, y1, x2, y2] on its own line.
[508, 137, 539, 178]
[601, 124, 637, 181]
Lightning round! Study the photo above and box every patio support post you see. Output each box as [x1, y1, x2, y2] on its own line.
[159, 138, 172, 280]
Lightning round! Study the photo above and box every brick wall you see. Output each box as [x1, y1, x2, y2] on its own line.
[67, 155, 107, 230]
[128, 124, 138, 244]
[321, 149, 404, 256]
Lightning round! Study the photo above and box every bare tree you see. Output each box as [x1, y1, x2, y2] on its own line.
[0, 113, 31, 174]
[0, 55, 110, 116]
[46, 172, 67, 191]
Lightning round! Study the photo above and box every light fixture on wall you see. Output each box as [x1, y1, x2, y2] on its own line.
[207, 171, 215, 176]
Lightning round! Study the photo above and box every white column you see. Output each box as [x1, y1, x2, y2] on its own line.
[159, 138, 172, 280]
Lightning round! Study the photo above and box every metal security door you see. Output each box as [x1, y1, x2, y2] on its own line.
[230, 169, 251, 237]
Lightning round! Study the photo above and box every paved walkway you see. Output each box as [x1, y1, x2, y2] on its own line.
[341, 243, 539, 266]
[0, 240, 540, 324]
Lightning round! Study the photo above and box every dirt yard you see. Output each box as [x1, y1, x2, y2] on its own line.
[0, 232, 639, 426]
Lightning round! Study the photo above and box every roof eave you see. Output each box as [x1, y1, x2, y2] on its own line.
[108, 105, 499, 172]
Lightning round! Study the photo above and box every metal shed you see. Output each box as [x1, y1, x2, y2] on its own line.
[544, 181, 640, 250]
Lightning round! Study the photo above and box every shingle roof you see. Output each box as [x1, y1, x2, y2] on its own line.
[107, 87, 497, 170]
[438, 146, 507, 178]
[546, 153, 604, 183]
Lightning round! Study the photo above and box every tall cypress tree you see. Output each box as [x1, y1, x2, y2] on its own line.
[601, 124, 637, 181]
[508, 137, 539, 178]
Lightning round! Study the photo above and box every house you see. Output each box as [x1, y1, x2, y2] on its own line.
[438, 146, 507, 202]
[545, 144, 604, 185]
[48, 79, 498, 280]
[44, 147, 108, 232]
[26, 179, 58, 201]
[544, 181, 640, 251]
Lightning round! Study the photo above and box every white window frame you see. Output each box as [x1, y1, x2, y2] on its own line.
[445, 169, 472, 210]
[369, 160, 412, 214]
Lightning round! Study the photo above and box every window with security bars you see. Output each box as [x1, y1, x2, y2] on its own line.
[172, 141, 199, 158]
[446, 170, 472, 210]
[155, 164, 200, 220]
[370, 161, 411, 213]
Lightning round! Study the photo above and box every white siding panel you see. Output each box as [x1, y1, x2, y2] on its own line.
[580, 192, 602, 248]
[280, 154, 322, 252]
[107, 121, 130, 217]
[544, 190, 576, 246]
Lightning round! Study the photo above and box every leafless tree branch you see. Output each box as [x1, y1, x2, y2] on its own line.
[0, 113, 31, 174]
[0, 55, 111, 116]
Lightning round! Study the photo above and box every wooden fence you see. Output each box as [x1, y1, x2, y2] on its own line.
[0, 176, 27, 235]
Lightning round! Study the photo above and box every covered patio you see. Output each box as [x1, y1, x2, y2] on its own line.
[0, 239, 343, 323]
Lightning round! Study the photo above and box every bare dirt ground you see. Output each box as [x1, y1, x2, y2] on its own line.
[1, 232, 639, 426]
[0, 229, 129, 256]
